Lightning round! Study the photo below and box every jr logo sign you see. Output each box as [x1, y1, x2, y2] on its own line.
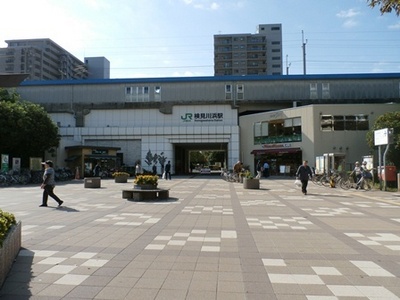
[181, 113, 193, 122]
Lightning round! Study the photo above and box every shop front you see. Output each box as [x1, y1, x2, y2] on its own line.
[65, 146, 121, 178]
[251, 147, 302, 176]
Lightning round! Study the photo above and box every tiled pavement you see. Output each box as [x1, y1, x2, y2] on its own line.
[1, 176, 400, 300]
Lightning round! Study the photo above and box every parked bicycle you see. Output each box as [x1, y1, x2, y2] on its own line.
[220, 168, 240, 182]
[356, 169, 373, 191]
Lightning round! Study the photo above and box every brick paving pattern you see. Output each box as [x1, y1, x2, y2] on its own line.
[0, 176, 399, 299]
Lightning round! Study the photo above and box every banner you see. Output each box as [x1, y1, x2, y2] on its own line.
[12, 157, 21, 172]
[1, 154, 9, 172]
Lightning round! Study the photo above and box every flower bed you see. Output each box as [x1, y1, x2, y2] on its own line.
[0, 208, 21, 288]
[134, 174, 158, 186]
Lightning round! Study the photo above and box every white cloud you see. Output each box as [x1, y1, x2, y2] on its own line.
[210, 2, 220, 10]
[172, 70, 202, 77]
[336, 8, 360, 18]
[388, 22, 400, 30]
[182, 0, 221, 10]
[336, 8, 360, 28]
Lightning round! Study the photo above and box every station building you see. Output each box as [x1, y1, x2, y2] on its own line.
[15, 73, 400, 176]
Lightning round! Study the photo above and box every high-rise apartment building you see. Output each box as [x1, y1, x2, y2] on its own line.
[0, 38, 110, 81]
[214, 24, 282, 76]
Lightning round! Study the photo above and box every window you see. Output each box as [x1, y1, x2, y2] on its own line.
[154, 86, 161, 102]
[322, 83, 330, 99]
[310, 83, 318, 99]
[321, 114, 369, 131]
[225, 84, 232, 100]
[254, 118, 301, 144]
[321, 115, 333, 131]
[125, 86, 150, 102]
[356, 115, 369, 130]
[334, 116, 344, 131]
[237, 84, 244, 100]
[254, 122, 262, 137]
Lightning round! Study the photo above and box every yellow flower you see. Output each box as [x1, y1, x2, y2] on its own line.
[112, 172, 130, 177]
[134, 175, 158, 185]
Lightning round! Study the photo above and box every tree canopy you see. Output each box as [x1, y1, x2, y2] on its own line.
[367, 0, 400, 15]
[0, 88, 60, 168]
[366, 111, 400, 168]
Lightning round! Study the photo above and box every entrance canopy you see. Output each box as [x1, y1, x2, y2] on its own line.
[251, 147, 302, 155]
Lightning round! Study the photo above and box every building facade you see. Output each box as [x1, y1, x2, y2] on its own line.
[84, 57, 110, 79]
[214, 24, 282, 76]
[240, 103, 400, 176]
[14, 73, 400, 175]
[0, 39, 110, 81]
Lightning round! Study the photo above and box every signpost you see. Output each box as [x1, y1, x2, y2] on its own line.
[374, 128, 394, 191]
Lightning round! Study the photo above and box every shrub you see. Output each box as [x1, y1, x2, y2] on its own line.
[112, 172, 130, 177]
[241, 170, 254, 179]
[0, 209, 16, 247]
[134, 175, 158, 185]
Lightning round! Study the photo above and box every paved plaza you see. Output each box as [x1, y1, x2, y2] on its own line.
[1, 176, 400, 299]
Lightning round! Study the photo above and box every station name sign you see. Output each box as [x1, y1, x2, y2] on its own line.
[181, 112, 223, 123]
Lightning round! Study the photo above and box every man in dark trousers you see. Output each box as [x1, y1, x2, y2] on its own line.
[40, 160, 64, 207]
[165, 161, 171, 180]
[295, 160, 313, 195]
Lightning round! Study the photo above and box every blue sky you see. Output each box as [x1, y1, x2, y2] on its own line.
[1, 0, 399, 78]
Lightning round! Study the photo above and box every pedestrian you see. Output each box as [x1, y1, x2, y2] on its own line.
[152, 164, 157, 175]
[233, 160, 243, 182]
[40, 160, 63, 207]
[93, 162, 101, 177]
[165, 160, 171, 180]
[295, 160, 313, 195]
[263, 161, 270, 177]
[350, 161, 363, 189]
[135, 162, 143, 177]
[256, 160, 262, 179]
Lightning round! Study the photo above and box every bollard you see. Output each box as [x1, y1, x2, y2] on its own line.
[398, 173, 400, 192]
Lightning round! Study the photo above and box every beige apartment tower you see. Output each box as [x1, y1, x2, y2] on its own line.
[214, 24, 282, 76]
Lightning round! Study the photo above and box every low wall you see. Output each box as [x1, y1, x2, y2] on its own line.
[0, 222, 22, 288]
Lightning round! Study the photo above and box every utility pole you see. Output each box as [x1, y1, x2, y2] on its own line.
[302, 30, 307, 75]
[286, 55, 291, 75]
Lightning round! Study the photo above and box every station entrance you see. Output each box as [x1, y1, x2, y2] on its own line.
[174, 143, 228, 175]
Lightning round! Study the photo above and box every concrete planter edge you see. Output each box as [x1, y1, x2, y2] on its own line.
[0, 221, 21, 288]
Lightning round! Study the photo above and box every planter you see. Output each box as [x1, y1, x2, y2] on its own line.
[134, 184, 157, 190]
[243, 178, 260, 189]
[0, 222, 21, 288]
[114, 176, 128, 183]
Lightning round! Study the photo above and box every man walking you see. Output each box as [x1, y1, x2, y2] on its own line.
[165, 161, 171, 180]
[40, 160, 63, 207]
[296, 160, 313, 195]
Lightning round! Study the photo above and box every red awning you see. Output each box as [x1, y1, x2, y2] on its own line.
[251, 148, 302, 155]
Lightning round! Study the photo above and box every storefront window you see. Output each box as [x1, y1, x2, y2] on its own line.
[254, 117, 302, 144]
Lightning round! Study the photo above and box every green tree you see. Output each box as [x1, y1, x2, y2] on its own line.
[0, 89, 60, 168]
[367, 0, 400, 15]
[366, 111, 400, 168]
[190, 151, 207, 166]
